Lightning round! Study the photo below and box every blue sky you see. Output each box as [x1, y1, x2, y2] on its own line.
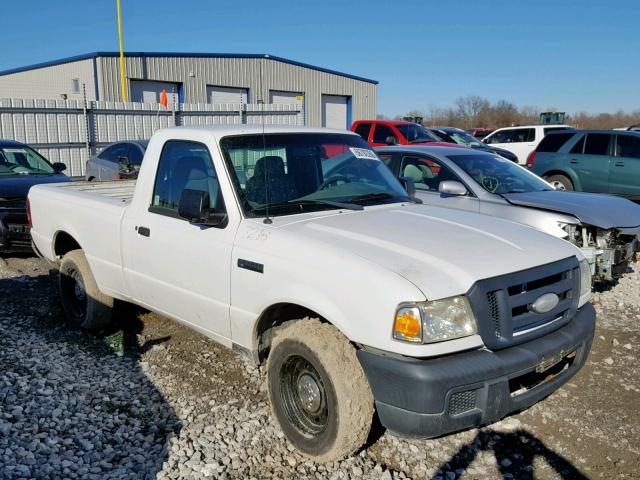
[1, 0, 638, 116]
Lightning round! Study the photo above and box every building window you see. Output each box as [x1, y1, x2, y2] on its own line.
[71, 78, 80, 93]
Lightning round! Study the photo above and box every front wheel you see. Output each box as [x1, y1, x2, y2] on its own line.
[546, 174, 574, 191]
[267, 319, 374, 462]
[59, 249, 113, 331]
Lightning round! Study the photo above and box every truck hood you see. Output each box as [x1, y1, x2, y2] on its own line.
[282, 204, 579, 300]
[0, 174, 70, 199]
[502, 191, 640, 229]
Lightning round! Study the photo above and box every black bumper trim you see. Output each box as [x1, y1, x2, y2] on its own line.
[357, 303, 595, 439]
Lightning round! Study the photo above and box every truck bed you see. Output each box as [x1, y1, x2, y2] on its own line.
[50, 180, 136, 204]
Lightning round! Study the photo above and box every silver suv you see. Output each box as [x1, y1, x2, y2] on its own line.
[85, 140, 148, 181]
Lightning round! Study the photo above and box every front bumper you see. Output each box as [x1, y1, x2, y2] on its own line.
[0, 209, 32, 253]
[357, 303, 595, 439]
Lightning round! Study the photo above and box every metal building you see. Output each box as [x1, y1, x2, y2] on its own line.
[0, 52, 377, 128]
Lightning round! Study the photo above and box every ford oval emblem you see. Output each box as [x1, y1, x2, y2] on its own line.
[529, 293, 559, 314]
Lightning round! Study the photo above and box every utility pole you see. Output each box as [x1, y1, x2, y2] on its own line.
[116, 0, 128, 102]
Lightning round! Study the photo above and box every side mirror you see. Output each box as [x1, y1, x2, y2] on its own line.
[399, 176, 416, 198]
[386, 136, 398, 146]
[178, 189, 227, 227]
[52, 162, 67, 173]
[439, 180, 468, 196]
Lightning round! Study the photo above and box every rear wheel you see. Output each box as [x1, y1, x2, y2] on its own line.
[546, 174, 574, 191]
[267, 319, 374, 462]
[59, 249, 113, 331]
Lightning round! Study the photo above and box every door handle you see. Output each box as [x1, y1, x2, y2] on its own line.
[569, 159, 578, 164]
[136, 226, 151, 237]
[614, 161, 625, 167]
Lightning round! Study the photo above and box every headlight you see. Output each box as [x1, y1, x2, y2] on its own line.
[579, 258, 592, 299]
[393, 296, 477, 344]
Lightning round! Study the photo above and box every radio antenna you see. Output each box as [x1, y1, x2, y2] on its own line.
[261, 55, 272, 224]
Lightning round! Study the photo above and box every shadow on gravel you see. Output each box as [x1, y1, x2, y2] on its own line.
[433, 428, 587, 479]
[0, 272, 180, 480]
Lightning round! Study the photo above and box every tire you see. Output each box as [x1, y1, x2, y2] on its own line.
[546, 174, 574, 191]
[59, 249, 113, 331]
[267, 319, 374, 462]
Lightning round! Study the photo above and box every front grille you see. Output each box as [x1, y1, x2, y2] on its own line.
[468, 257, 580, 350]
[449, 390, 477, 416]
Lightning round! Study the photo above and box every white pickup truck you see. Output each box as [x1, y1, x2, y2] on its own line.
[28, 125, 596, 462]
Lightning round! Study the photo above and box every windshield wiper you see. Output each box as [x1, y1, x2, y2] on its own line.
[350, 192, 413, 204]
[251, 199, 363, 215]
[289, 199, 363, 210]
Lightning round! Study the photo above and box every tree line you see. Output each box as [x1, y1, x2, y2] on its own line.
[380, 95, 640, 130]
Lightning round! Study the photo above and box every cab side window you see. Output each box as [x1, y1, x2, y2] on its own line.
[151, 140, 225, 218]
[400, 155, 457, 192]
[373, 124, 397, 144]
[354, 123, 372, 141]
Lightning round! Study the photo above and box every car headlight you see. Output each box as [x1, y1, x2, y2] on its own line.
[393, 296, 477, 344]
[579, 258, 592, 300]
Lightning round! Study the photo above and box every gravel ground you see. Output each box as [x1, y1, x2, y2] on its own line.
[0, 255, 639, 479]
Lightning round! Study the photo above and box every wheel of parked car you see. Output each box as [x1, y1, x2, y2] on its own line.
[266, 319, 374, 462]
[546, 174, 574, 191]
[59, 249, 114, 331]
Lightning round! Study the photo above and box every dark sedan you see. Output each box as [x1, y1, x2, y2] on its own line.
[429, 127, 519, 162]
[0, 140, 70, 253]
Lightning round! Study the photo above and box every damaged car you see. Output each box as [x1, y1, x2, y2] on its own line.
[377, 145, 640, 282]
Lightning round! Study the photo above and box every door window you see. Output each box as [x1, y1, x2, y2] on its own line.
[400, 155, 456, 192]
[616, 135, 640, 159]
[99, 143, 128, 163]
[570, 135, 585, 154]
[151, 141, 225, 218]
[583, 134, 611, 156]
[372, 124, 397, 144]
[354, 123, 372, 141]
[489, 128, 534, 144]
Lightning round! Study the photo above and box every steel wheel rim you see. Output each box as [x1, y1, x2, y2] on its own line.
[551, 180, 566, 190]
[61, 267, 87, 319]
[280, 355, 328, 436]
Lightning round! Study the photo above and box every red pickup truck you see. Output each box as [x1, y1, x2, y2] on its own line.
[351, 120, 455, 148]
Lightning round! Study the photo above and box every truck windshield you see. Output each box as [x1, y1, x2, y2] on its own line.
[220, 133, 410, 217]
[394, 124, 439, 143]
[448, 154, 553, 194]
[0, 146, 55, 176]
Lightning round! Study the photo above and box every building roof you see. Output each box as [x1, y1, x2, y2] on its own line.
[0, 51, 378, 85]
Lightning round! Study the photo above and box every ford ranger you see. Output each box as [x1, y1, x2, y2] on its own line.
[28, 125, 595, 462]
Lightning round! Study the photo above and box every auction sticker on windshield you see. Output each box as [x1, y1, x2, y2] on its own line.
[349, 147, 379, 160]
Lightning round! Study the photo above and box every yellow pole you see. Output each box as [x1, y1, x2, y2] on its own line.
[116, 0, 127, 102]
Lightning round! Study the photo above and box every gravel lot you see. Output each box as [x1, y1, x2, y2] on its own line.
[0, 255, 638, 479]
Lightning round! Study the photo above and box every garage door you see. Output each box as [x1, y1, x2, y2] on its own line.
[207, 86, 248, 104]
[269, 90, 304, 104]
[321, 95, 349, 129]
[130, 80, 179, 105]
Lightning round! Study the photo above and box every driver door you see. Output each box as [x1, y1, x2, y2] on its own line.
[400, 154, 480, 212]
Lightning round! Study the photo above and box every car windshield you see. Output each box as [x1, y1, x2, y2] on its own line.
[220, 133, 410, 218]
[445, 131, 486, 148]
[448, 154, 553, 194]
[0, 146, 55, 176]
[394, 124, 439, 144]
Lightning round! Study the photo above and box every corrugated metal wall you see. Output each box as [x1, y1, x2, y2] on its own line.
[0, 59, 96, 101]
[0, 55, 377, 128]
[96, 56, 376, 127]
[0, 98, 303, 177]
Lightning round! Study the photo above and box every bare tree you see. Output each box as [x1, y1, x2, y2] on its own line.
[454, 95, 490, 129]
